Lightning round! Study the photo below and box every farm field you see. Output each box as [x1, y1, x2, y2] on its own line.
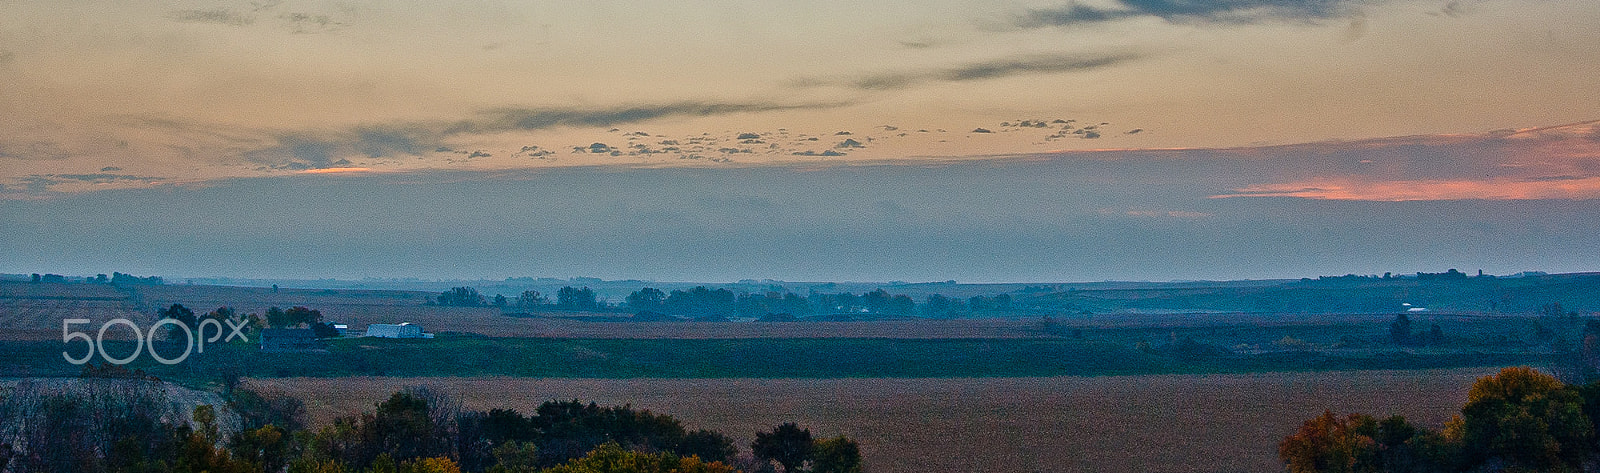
[0, 281, 1069, 339]
[250, 367, 1501, 473]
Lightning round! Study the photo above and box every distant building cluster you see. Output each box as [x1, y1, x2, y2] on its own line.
[261, 321, 431, 352]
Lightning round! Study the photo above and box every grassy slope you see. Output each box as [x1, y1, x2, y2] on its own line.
[3, 334, 1545, 383]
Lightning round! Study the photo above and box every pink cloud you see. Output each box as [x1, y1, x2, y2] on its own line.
[1214, 177, 1600, 201]
[1212, 120, 1600, 201]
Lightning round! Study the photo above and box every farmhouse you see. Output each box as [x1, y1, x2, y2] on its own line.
[260, 328, 327, 352]
[364, 322, 434, 339]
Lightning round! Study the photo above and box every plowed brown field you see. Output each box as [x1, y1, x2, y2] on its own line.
[250, 367, 1499, 473]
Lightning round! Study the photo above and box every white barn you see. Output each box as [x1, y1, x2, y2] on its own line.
[364, 322, 433, 339]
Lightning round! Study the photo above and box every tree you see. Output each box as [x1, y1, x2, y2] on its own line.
[262, 306, 324, 328]
[627, 288, 667, 312]
[679, 429, 737, 463]
[485, 441, 539, 472]
[1279, 409, 1444, 473]
[810, 436, 863, 473]
[665, 287, 735, 317]
[538, 442, 735, 473]
[922, 294, 960, 318]
[266, 306, 290, 328]
[752, 423, 813, 473]
[171, 405, 257, 473]
[229, 387, 307, 433]
[861, 289, 891, 314]
[516, 290, 547, 308]
[1389, 313, 1411, 346]
[285, 306, 324, 327]
[204, 306, 237, 324]
[1279, 410, 1371, 473]
[0, 378, 187, 472]
[736, 291, 811, 319]
[311, 322, 342, 338]
[887, 294, 915, 316]
[399, 456, 461, 473]
[111, 272, 164, 285]
[370, 390, 450, 463]
[1458, 366, 1593, 470]
[992, 294, 1013, 311]
[438, 287, 487, 307]
[1583, 320, 1600, 382]
[967, 295, 990, 312]
[230, 424, 292, 473]
[557, 286, 599, 311]
[493, 294, 508, 307]
[160, 304, 198, 342]
[1426, 324, 1444, 346]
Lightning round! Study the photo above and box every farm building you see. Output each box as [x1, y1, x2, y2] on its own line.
[260, 328, 327, 352]
[364, 322, 434, 339]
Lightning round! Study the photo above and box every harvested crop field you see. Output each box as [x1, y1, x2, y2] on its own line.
[249, 367, 1500, 473]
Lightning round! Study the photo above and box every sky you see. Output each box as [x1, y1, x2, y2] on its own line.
[2, 0, 1599, 282]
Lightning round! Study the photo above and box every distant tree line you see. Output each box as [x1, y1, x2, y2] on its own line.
[440, 284, 1027, 319]
[0, 379, 861, 473]
[26, 271, 162, 285]
[149, 303, 340, 340]
[627, 286, 1016, 320]
[1301, 269, 1488, 283]
[434, 287, 604, 313]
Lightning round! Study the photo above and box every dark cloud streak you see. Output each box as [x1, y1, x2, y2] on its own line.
[1016, 0, 1359, 27]
[241, 100, 846, 169]
[844, 53, 1141, 90]
[945, 54, 1138, 81]
[459, 101, 840, 133]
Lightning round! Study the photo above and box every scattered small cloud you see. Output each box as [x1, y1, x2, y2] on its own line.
[167, 9, 255, 26]
[1124, 209, 1214, 218]
[0, 140, 72, 161]
[297, 167, 372, 174]
[279, 12, 346, 34]
[1432, 1, 1470, 17]
[792, 150, 845, 157]
[49, 173, 155, 183]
